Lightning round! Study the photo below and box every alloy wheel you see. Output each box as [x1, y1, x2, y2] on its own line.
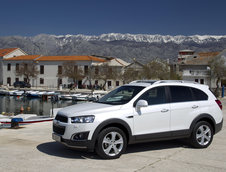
[196, 124, 212, 146]
[102, 131, 124, 157]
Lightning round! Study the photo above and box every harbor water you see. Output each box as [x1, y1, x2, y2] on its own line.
[0, 95, 82, 116]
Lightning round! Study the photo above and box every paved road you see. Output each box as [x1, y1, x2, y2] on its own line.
[0, 98, 226, 172]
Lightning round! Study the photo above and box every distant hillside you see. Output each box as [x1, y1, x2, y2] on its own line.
[0, 33, 226, 63]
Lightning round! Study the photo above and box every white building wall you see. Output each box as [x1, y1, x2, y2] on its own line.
[3, 61, 16, 85]
[0, 49, 27, 85]
[2, 59, 125, 89]
[182, 69, 219, 89]
[36, 61, 93, 88]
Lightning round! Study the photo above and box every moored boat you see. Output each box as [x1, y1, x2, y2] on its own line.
[0, 114, 53, 125]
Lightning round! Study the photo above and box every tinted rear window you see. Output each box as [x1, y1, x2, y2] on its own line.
[169, 86, 193, 103]
[191, 88, 208, 101]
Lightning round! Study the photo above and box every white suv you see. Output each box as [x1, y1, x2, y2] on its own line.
[52, 80, 223, 159]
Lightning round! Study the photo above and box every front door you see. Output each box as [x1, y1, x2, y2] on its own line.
[133, 86, 170, 136]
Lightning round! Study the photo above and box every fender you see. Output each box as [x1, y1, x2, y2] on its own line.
[91, 118, 133, 145]
[189, 113, 216, 134]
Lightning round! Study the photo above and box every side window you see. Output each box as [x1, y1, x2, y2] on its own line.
[138, 87, 167, 105]
[191, 88, 208, 101]
[169, 86, 193, 103]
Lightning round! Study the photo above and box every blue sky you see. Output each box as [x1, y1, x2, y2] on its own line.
[0, 0, 226, 36]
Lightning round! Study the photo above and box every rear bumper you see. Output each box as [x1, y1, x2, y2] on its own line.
[215, 119, 223, 134]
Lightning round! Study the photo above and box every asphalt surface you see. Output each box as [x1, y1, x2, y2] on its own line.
[0, 98, 226, 172]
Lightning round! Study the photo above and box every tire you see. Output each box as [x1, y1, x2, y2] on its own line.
[190, 121, 213, 148]
[95, 127, 127, 159]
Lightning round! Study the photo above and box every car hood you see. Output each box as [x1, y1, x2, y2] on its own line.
[57, 102, 122, 117]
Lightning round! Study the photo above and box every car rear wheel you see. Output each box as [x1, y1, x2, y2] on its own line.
[95, 127, 127, 159]
[190, 121, 213, 148]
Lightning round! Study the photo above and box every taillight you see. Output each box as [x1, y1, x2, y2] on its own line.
[215, 100, 222, 110]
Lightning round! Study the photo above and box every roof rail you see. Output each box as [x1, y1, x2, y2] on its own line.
[153, 80, 198, 84]
[129, 80, 157, 85]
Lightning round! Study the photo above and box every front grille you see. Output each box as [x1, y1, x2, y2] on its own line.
[53, 124, 65, 135]
[55, 114, 68, 123]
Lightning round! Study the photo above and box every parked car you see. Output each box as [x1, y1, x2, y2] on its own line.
[52, 80, 223, 159]
[13, 81, 31, 88]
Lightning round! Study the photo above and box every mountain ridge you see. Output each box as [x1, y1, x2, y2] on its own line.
[31, 33, 226, 44]
[1, 33, 226, 63]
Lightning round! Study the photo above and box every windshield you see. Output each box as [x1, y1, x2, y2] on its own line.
[97, 86, 145, 105]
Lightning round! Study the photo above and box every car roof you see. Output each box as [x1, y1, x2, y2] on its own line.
[127, 80, 208, 89]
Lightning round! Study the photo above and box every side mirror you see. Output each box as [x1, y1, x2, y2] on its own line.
[136, 100, 148, 109]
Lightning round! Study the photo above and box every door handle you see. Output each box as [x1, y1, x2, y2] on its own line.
[161, 109, 169, 113]
[192, 105, 199, 109]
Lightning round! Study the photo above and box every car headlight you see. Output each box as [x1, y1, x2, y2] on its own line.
[71, 115, 95, 123]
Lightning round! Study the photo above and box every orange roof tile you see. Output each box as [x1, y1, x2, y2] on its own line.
[4, 55, 40, 61]
[184, 52, 220, 65]
[198, 52, 220, 57]
[36, 55, 106, 62]
[0, 48, 18, 57]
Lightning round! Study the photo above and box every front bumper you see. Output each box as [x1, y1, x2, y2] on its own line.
[52, 133, 95, 151]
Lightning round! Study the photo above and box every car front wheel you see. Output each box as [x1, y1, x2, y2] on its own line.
[190, 121, 213, 148]
[95, 127, 127, 159]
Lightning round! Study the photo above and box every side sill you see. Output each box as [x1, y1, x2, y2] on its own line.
[129, 130, 190, 144]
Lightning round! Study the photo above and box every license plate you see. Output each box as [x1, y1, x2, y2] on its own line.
[52, 133, 61, 142]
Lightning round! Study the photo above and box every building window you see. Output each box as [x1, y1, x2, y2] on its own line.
[7, 64, 11, 71]
[200, 79, 204, 84]
[116, 81, 120, 86]
[58, 66, 62, 74]
[95, 67, 99, 75]
[15, 78, 19, 82]
[84, 66, 88, 75]
[58, 78, 62, 85]
[195, 79, 199, 83]
[40, 78, 44, 84]
[24, 63, 28, 70]
[108, 67, 112, 73]
[40, 65, 44, 74]
[108, 81, 112, 87]
[7, 77, 11, 85]
[16, 63, 19, 71]
[74, 65, 78, 72]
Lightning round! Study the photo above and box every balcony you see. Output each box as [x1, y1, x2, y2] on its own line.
[183, 70, 210, 77]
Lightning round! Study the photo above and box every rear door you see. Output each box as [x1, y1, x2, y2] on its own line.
[169, 86, 200, 131]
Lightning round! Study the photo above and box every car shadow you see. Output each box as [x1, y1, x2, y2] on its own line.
[125, 139, 189, 154]
[36, 142, 99, 159]
[37, 139, 189, 160]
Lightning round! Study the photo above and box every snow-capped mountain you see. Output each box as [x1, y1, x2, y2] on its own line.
[1, 33, 226, 62]
[33, 33, 226, 46]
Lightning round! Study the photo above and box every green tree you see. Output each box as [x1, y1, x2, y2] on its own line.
[121, 67, 142, 83]
[209, 56, 226, 96]
[94, 63, 119, 90]
[15, 62, 39, 83]
[58, 61, 83, 88]
[142, 59, 170, 80]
